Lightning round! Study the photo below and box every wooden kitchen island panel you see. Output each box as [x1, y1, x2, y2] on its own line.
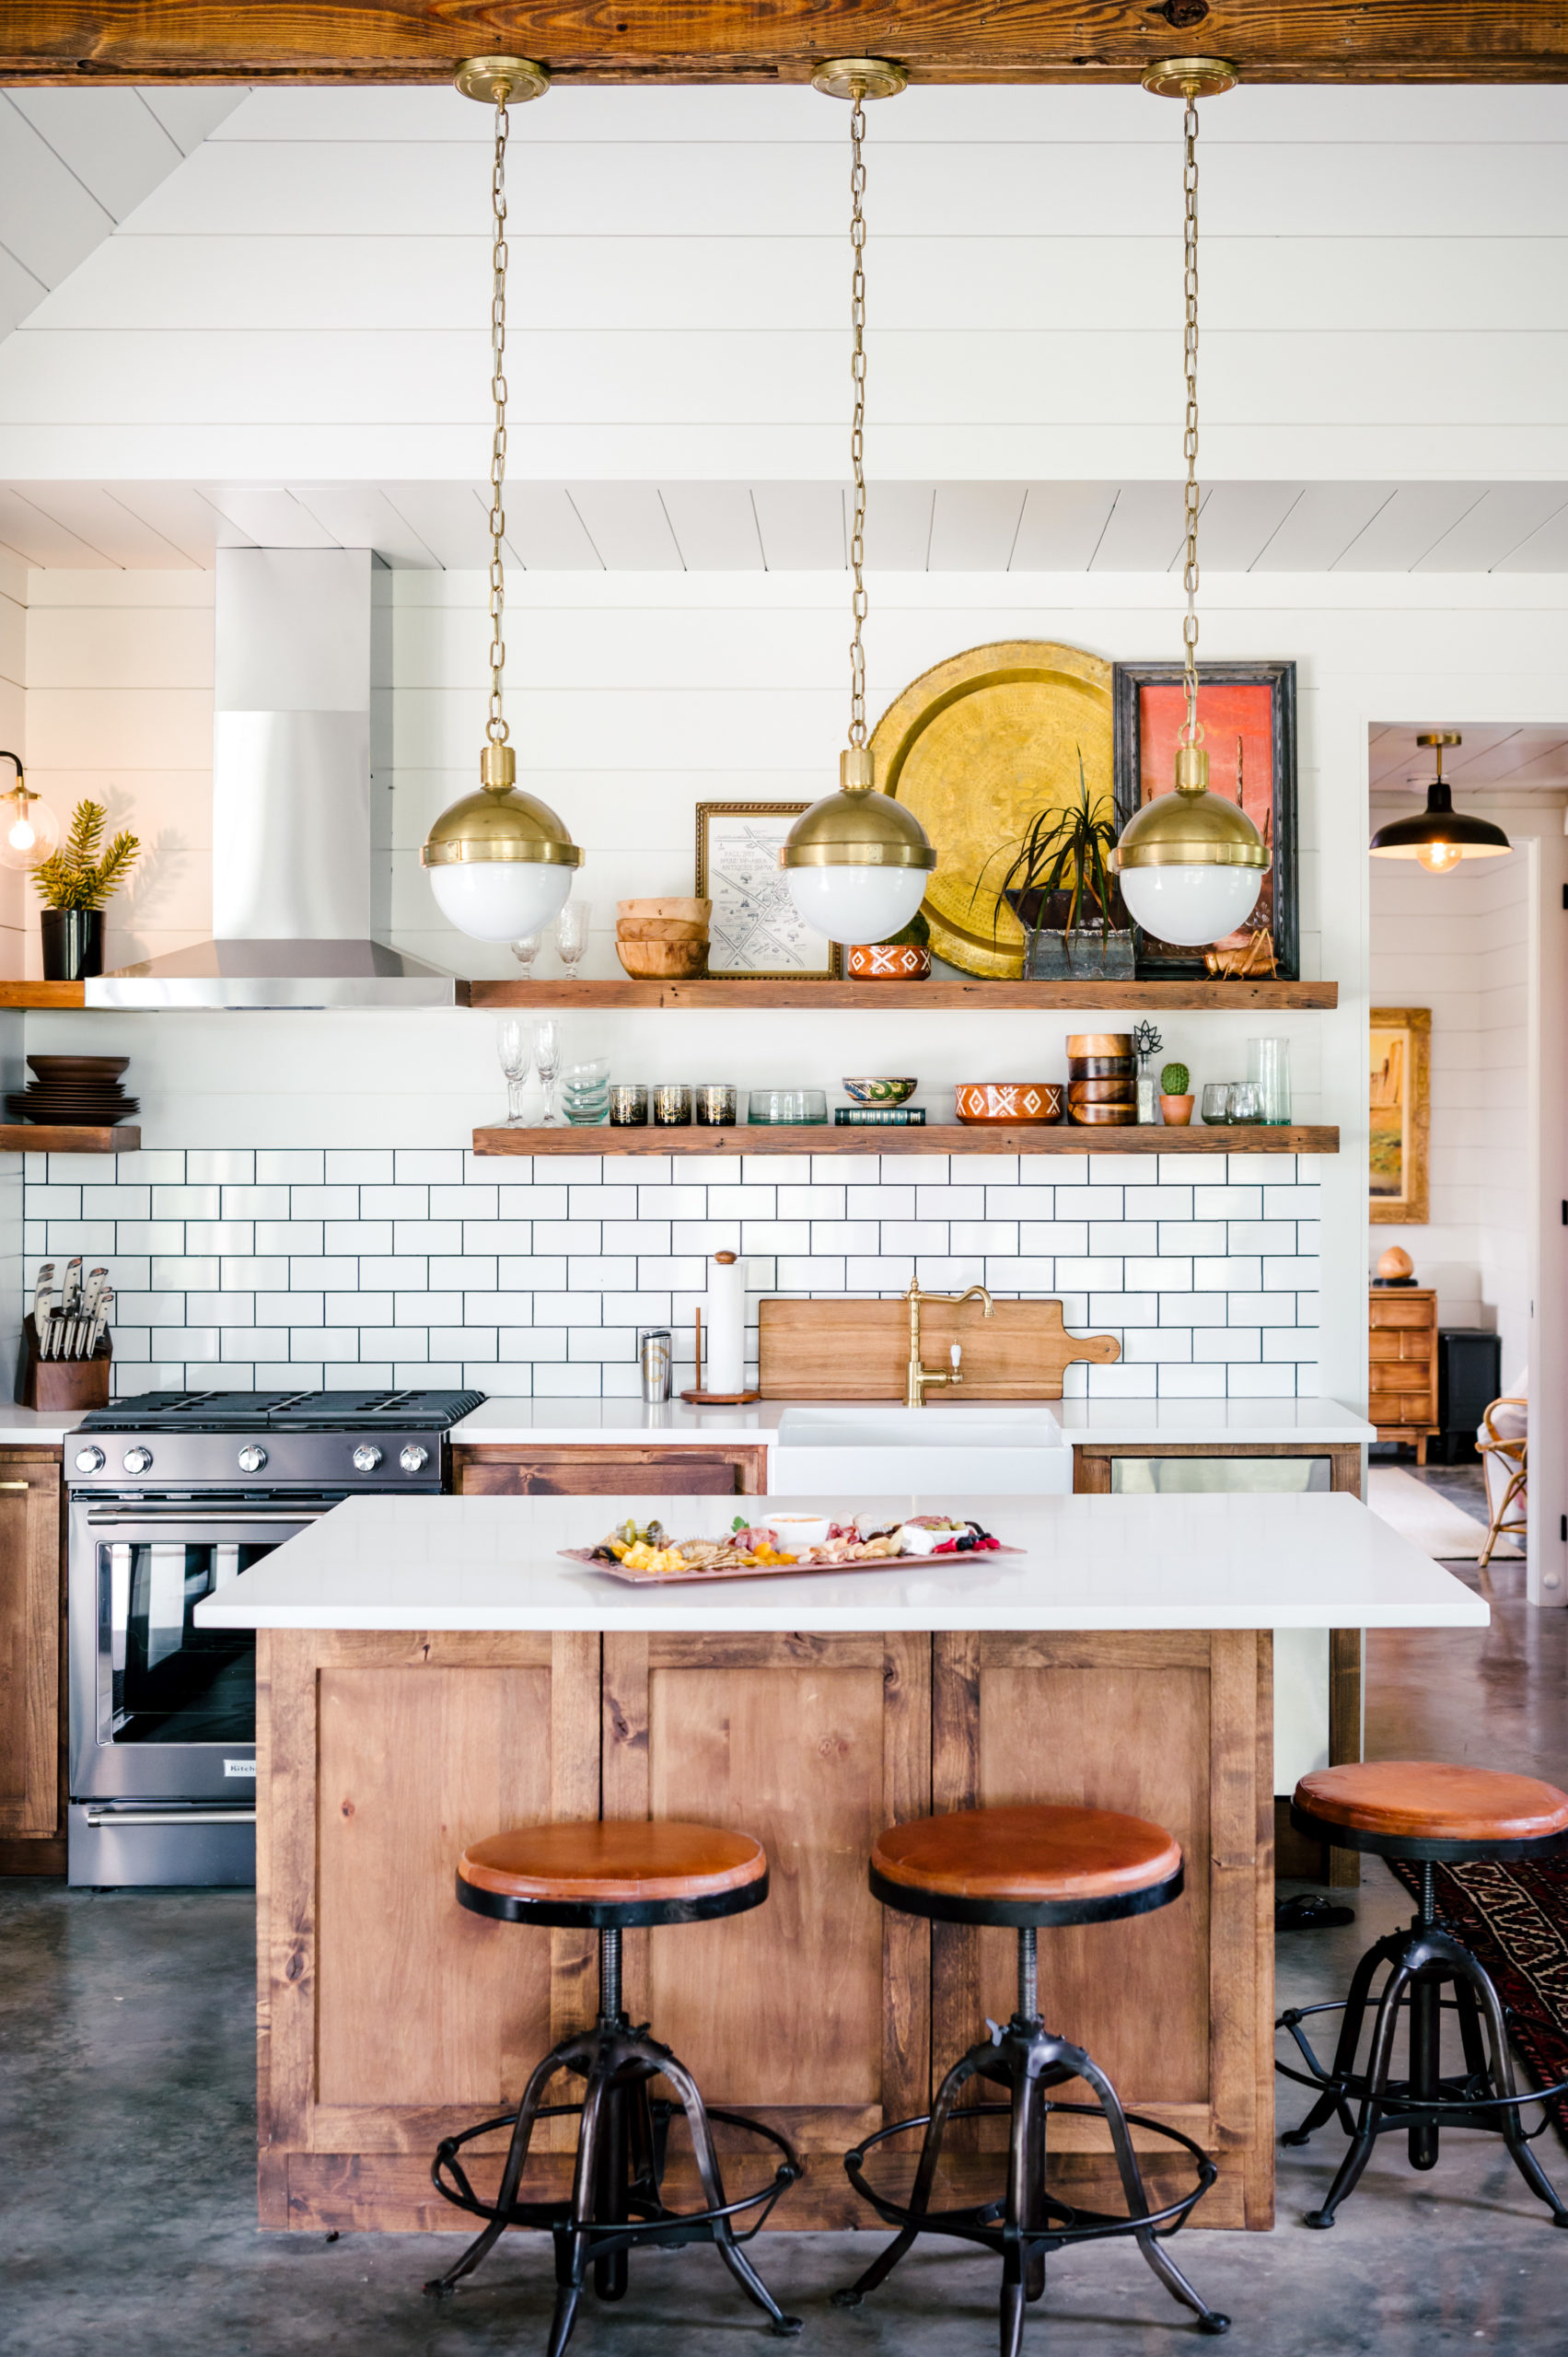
[256, 1624, 1271, 2233]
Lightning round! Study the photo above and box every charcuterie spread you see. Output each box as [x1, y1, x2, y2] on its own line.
[563, 1511, 1012, 1585]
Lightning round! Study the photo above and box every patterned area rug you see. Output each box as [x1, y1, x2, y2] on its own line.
[1389, 1856, 1568, 2143]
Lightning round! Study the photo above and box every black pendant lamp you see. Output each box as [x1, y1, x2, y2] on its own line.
[1369, 733, 1512, 875]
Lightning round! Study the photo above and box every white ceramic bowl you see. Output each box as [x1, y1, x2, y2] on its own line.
[765, 1513, 833, 1552]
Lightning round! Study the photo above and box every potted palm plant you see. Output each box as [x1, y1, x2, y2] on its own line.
[33, 800, 140, 981]
[972, 757, 1133, 979]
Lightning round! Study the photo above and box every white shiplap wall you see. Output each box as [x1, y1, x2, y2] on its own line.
[4, 84, 1568, 483]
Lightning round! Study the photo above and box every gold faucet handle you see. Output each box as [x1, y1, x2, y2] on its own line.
[949, 1342, 962, 1377]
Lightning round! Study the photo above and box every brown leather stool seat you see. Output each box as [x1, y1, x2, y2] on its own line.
[428, 1820, 800, 2350]
[870, 1802, 1183, 1924]
[1279, 1759, 1568, 2233]
[1293, 1760, 1568, 1859]
[459, 1821, 768, 1926]
[835, 1805, 1227, 2350]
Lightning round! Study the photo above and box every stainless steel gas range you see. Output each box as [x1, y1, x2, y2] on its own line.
[66, 1387, 482, 1887]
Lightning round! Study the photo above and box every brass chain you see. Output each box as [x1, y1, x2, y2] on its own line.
[487, 90, 510, 746]
[1179, 90, 1202, 749]
[848, 82, 868, 749]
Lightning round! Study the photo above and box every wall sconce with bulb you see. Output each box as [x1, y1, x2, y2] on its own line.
[0, 753, 60, 873]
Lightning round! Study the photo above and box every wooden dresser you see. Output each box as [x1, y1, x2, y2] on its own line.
[1369, 1286, 1440, 1463]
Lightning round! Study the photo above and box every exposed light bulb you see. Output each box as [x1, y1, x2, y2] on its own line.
[1415, 839, 1463, 875]
[7, 816, 34, 852]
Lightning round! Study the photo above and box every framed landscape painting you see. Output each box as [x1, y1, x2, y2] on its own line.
[1111, 661, 1298, 980]
[695, 801, 841, 981]
[1369, 1007, 1431, 1224]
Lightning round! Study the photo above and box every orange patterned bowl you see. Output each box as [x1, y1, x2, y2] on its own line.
[847, 942, 932, 981]
[955, 1082, 1064, 1125]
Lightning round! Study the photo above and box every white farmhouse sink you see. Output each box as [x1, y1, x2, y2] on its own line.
[770, 1405, 1069, 1497]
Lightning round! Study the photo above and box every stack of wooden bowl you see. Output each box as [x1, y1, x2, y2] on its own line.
[1066, 1032, 1136, 1129]
[615, 898, 711, 981]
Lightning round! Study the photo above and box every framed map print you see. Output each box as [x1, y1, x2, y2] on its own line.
[695, 802, 842, 981]
[1370, 1007, 1430, 1224]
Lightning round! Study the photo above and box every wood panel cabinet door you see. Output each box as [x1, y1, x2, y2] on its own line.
[603, 1628, 931, 2226]
[0, 1450, 64, 1841]
[453, 1444, 768, 1496]
[256, 1627, 601, 2231]
[933, 1630, 1273, 2230]
[1369, 1287, 1438, 1457]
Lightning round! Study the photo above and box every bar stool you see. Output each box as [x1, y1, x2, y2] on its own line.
[424, 1820, 803, 2351]
[832, 1805, 1230, 2351]
[1278, 1760, 1568, 2229]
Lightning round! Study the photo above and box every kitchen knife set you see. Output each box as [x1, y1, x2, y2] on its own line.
[31, 1259, 112, 1359]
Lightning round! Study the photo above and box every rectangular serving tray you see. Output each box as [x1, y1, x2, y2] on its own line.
[562, 1542, 1021, 1586]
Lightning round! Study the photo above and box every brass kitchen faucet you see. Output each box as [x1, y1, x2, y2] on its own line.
[904, 1276, 994, 1409]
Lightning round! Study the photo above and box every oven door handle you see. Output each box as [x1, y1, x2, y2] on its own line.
[82, 1805, 257, 1828]
[82, 1507, 332, 1527]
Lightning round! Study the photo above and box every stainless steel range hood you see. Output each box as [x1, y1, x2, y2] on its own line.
[86, 548, 460, 1009]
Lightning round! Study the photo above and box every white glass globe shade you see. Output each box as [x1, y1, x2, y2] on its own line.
[1115, 864, 1262, 948]
[429, 858, 574, 945]
[784, 864, 929, 949]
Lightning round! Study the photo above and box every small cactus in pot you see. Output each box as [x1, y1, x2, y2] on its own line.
[1158, 1061, 1194, 1127]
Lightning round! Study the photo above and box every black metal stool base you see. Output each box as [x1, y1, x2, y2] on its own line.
[831, 2003, 1229, 2353]
[424, 1999, 803, 2353]
[1277, 1864, 1568, 2231]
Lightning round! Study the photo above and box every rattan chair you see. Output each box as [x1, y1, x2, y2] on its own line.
[1476, 1394, 1527, 1570]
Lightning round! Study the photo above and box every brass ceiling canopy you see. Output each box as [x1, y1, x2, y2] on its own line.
[1141, 55, 1240, 98]
[452, 55, 550, 105]
[811, 56, 910, 100]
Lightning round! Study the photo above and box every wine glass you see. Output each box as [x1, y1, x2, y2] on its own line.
[509, 932, 543, 976]
[534, 1018, 561, 1124]
[554, 899, 590, 978]
[496, 1017, 532, 1127]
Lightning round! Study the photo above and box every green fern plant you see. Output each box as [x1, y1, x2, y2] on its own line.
[32, 800, 140, 911]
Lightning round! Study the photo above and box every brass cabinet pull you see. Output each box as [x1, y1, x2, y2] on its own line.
[0, 1479, 30, 1490]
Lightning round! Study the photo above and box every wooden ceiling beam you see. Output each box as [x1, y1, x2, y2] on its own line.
[0, 4, 1565, 87]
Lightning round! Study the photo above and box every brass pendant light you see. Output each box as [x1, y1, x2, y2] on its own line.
[421, 57, 584, 943]
[779, 58, 936, 948]
[1369, 733, 1512, 872]
[0, 751, 60, 872]
[1110, 58, 1272, 948]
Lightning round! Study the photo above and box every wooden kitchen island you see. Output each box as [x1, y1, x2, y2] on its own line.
[196, 1491, 1483, 2241]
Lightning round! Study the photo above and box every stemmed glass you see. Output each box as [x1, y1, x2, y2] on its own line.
[509, 932, 543, 976]
[496, 1017, 532, 1127]
[534, 1019, 561, 1124]
[554, 899, 590, 978]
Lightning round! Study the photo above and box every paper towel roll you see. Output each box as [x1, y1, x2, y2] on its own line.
[705, 1251, 747, 1394]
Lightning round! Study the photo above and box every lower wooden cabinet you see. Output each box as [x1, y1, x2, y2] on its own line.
[255, 1622, 1272, 2234]
[0, 1447, 65, 1873]
[1369, 1286, 1440, 1462]
[452, 1443, 768, 1496]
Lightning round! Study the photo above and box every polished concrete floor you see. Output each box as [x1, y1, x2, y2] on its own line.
[6, 1564, 1567, 2357]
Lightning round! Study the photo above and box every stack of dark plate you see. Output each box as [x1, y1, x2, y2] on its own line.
[6, 1055, 139, 1126]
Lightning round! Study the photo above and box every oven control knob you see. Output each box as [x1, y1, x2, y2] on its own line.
[399, 1445, 429, 1474]
[74, 1446, 105, 1473]
[238, 1445, 268, 1474]
[123, 1446, 153, 1475]
[353, 1444, 383, 1473]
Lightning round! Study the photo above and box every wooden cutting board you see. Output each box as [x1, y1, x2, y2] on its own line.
[758, 1296, 1120, 1400]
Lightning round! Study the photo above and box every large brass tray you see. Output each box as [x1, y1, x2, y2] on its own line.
[869, 639, 1113, 979]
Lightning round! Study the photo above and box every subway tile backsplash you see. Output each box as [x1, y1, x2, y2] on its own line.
[25, 1149, 1321, 1402]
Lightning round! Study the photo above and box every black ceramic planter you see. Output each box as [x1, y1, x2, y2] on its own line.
[40, 908, 103, 981]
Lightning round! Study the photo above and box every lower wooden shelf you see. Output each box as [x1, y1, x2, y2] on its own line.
[0, 1125, 139, 1153]
[474, 1122, 1337, 1157]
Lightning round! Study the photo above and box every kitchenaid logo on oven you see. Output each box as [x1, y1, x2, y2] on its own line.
[224, 1759, 257, 1778]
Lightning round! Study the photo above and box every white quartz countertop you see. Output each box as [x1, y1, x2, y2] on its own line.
[448, 1396, 1376, 1448]
[194, 1490, 1480, 1635]
[0, 1407, 88, 1444]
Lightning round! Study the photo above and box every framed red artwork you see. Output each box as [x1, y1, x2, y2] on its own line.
[1111, 662, 1298, 979]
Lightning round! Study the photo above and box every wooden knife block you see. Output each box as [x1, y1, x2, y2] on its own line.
[17, 1314, 111, 1411]
[758, 1296, 1119, 1400]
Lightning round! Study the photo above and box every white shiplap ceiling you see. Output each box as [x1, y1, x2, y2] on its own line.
[4, 477, 1568, 575]
[1370, 724, 1568, 791]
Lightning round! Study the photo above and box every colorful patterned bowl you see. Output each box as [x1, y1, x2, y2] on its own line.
[842, 1076, 917, 1106]
[846, 942, 932, 981]
[955, 1082, 1064, 1125]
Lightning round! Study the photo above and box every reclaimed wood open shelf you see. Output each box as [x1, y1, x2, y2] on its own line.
[0, 982, 87, 1008]
[465, 978, 1339, 1011]
[0, 1125, 139, 1153]
[474, 1123, 1338, 1157]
